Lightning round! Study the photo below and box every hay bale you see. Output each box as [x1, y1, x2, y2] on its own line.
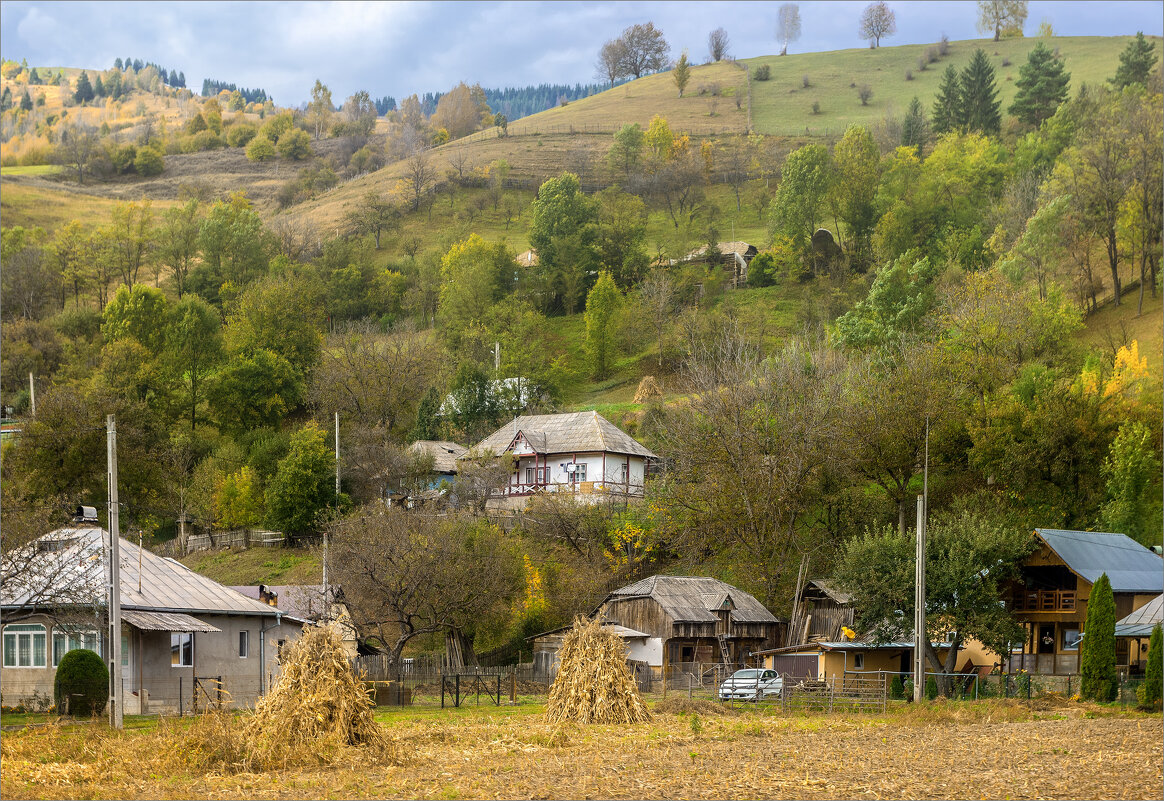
[633, 376, 662, 403]
[244, 625, 389, 768]
[546, 616, 651, 725]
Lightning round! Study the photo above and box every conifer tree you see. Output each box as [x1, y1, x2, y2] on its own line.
[1080, 573, 1117, 702]
[28, 67, 40, 84]
[19, 90, 32, 111]
[0, 85, 11, 112]
[410, 387, 442, 441]
[1009, 42, 1070, 127]
[673, 50, 691, 98]
[1112, 32, 1158, 89]
[960, 49, 1001, 135]
[114, 57, 123, 70]
[901, 96, 929, 151]
[94, 74, 106, 98]
[931, 64, 962, 135]
[1139, 624, 1162, 711]
[73, 70, 94, 104]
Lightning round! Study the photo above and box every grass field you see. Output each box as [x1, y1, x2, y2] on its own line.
[0, 699, 1158, 799]
[179, 547, 321, 587]
[747, 35, 1147, 137]
[1076, 286, 1164, 381]
[0, 181, 133, 230]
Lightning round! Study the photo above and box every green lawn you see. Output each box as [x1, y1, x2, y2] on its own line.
[179, 547, 321, 587]
[0, 164, 61, 177]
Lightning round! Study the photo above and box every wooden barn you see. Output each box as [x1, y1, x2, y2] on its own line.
[786, 579, 855, 646]
[595, 575, 783, 671]
[679, 241, 758, 287]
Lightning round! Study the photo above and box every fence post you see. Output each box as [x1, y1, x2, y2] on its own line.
[179, 676, 183, 716]
[440, 669, 445, 709]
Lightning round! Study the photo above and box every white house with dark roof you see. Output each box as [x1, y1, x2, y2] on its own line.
[470, 411, 656, 507]
[1, 526, 303, 713]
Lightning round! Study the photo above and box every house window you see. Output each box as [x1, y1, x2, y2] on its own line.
[525, 467, 534, 485]
[52, 627, 101, 666]
[853, 653, 865, 669]
[620, 464, 629, 483]
[239, 630, 249, 659]
[171, 632, 194, 666]
[3, 624, 47, 668]
[569, 463, 586, 483]
[1061, 627, 1081, 651]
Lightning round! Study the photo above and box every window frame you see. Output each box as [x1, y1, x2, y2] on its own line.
[52, 626, 101, 667]
[170, 632, 194, 667]
[3, 624, 48, 668]
[239, 630, 249, 659]
[853, 653, 865, 670]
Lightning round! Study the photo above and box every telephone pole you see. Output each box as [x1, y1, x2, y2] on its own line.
[106, 415, 123, 729]
[914, 493, 926, 702]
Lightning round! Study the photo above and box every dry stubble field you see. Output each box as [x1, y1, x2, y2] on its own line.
[1, 698, 1161, 800]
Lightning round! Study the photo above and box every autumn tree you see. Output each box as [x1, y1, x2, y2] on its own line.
[776, 4, 802, 55]
[708, 27, 730, 61]
[976, 0, 1028, 41]
[56, 122, 99, 184]
[431, 82, 492, 140]
[105, 200, 155, 288]
[616, 22, 671, 78]
[830, 125, 880, 266]
[859, 2, 896, 48]
[596, 38, 627, 88]
[307, 79, 333, 140]
[346, 191, 400, 249]
[584, 271, 622, 379]
[768, 143, 833, 264]
[673, 50, 691, 97]
[608, 122, 645, 177]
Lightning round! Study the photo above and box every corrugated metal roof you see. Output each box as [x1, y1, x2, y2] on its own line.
[228, 584, 334, 622]
[2, 528, 293, 618]
[409, 441, 467, 474]
[605, 576, 779, 624]
[805, 579, 853, 605]
[473, 411, 656, 459]
[526, 621, 650, 641]
[1036, 529, 1163, 593]
[1115, 594, 1163, 638]
[121, 609, 220, 632]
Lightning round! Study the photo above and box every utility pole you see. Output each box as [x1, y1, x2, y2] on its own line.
[914, 493, 926, 703]
[493, 341, 500, 374]
[324, 411, 338, 616]
[106, 415, 123, 729]
[29, 372, 36, 417]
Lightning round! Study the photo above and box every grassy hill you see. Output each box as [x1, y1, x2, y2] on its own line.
[179, 546, 321, 586]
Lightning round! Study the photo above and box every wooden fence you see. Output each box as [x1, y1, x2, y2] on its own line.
[152, 529, 286, 557]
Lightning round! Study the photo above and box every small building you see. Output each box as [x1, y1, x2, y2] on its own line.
[1004, 528, 1162, 676]
[597, 575, 782, 670]
[787, 579, 855, 645]
[1, 526, 303, 713]
[528, 622, 653, 679]
[471, 411, 656, 509]
[755, 638, 962, 684]
[228, 584, 359, 658]
[679, 241, 758, 286]
[1115, 593, 1162, 676]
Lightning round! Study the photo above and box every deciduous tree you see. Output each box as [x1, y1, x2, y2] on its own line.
[584, 271, 622, 380]
[616, 22, 671, 78]
[307, 79, 333, 140]
[976, 0, 1028, 41]
[859, 2, 896, 48]
[596, 38, 627, 88]
[776, 3, 802, 55]
[673, 50, 691, 98]
[708, 27, 730, 62]
[265, 421, 337, 535]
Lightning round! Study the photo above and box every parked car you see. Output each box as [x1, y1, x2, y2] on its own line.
[718, 668, 784, 700]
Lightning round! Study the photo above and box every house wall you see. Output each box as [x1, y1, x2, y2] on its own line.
[626, 636, 663, 667]
[601, 598, 673, 641]
[510, 452, 647, 497]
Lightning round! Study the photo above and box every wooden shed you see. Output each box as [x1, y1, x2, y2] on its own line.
[787, 579, 856, 645]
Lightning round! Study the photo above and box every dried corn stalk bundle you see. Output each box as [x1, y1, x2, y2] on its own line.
[244, 625, 388, 768]
[546, 615, 651, 725]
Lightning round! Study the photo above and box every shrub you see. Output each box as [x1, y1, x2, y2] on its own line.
[259, 112, 293, 144]
[1137, 624, 1162, 711]
[1002, 57, 1011, 67]
[1081, 573, 1118, 702]
[858, 85, 873, 105]
[246, 135, 275, 162]
[276, 128, 312, 160]
[188, 129, 223, 152]
[226, 122, 257, 148]
[905, 69, 914, 81]
[939, 34, 950, 56]
[753, 64, 771, 81]
[917, 57, 928, 71]
[926, 46, 939, 64]
[924, 676, 938, 700]
[811, 101, 821, 115]
[903, 679, 914, 701]
[54, 648, 108, 716]
[802, 74, 810, 88]
[134, 145, 164, 176]
[109, 142, 137, 174]
[890, 674, 904, 699]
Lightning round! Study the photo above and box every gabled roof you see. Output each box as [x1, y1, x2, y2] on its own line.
[1115, 594, 1163, 638]
[603, 576, 779, 624]
[804, 579, 853, 605]
[2, 528, 293, 619]
[409, 440, 467, 474]
[526, 622, 650, 642]
[228, 584, 336, 622]
[1035, 529, 1163, 593]
[682, 242, 758, 261]
[473, 411, 656, 459]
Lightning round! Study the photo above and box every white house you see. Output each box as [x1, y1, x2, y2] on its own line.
[470, 411, 656, 507]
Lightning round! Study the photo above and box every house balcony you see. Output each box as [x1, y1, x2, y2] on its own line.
[499, 480, 642, 498]
[1010, 589, 1076, 613]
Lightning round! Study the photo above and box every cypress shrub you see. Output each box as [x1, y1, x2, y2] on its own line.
[54, 649, 109, 716]
[890, 674, 904, 699]
[1081, 573, 1118, 702]
[924, 675, 938, 700]
[1137, 624, 1162, 711]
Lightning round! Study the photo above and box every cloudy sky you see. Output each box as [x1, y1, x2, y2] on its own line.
[2, 1, 1160, 105]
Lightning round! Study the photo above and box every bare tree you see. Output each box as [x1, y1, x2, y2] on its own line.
[401, 144, 437, 213]
[56, 122, 99, 184]
[617, 22, 671, 79]
[329, 508, 520, 669]
[708, 27, 731, 62]
[345, 191, 400, 249]
[448, 147, 473, 184]
[776, 3, 802, 55]
[859, 1, 897, 48]
[637, 268, 676, 369]
[596, 38, 627, 88]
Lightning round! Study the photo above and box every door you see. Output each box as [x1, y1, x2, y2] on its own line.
[1037, 624, 1055, 654]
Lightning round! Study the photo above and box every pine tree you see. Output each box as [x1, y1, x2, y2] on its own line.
[94, 74, 106, 98]
[1080, 573, 1117, 702]
[960, 49, 1001, 135]
[410, 387, 442, 441]
[1112, 31, 1158, 89]
[1009, 42, 1070, 127]
[901, 96, 929, 151]
[1139, 624, 1162, 711]
[178, 71, 186, 89]
[73, 70, 94, 104]
[19, 90, 32, 111]
[132, 59, 143, 71]
[931, 64, 962, 135]
[28, 67, 40, 84]
[114, 57, 123, 70]
[0, 86, 11, 112]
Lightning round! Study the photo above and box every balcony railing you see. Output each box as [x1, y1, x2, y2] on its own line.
[1010, 589, 1076, 612]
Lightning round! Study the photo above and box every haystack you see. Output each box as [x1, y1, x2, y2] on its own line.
[633, 375, 663, 403]
[546, 615, 651, 724]
[244, 625, 388, 767]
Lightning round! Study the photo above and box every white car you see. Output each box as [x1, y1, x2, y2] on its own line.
[718, 668, 784, 701]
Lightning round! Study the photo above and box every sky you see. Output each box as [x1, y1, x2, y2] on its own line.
[1, 1, 1161, 106]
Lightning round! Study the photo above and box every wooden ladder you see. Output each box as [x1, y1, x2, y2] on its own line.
[717, 634, 731, 664]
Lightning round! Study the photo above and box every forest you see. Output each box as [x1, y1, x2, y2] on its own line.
[0, 26, 1161, 662]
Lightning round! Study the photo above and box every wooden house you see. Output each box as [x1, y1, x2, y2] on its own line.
[1004, 529, 1162, 676]
[595, 575, 782, 671]
[679, 241, 758, 287]
[787, 579, 855, 645]
[471, 411, 656, 509]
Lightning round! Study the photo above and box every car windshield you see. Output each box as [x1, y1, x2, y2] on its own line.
[732, 670, 762, 679]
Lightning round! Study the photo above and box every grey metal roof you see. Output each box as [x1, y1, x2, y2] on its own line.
[1115, 594, 1163, 639]
[526, 621, 651, 641]
[2, 528, 293, 619]
[1035, 529, 1164, 593]
[604, 576, 779, 624]
[473, 411, 656, 459]
[228, 584, 334, 622]
[121, 609, 220, 632]
[805, 579, 853, 605]
[409, 440, 467, 474]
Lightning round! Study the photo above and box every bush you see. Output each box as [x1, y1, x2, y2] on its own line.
[905, 69, 914, 81]
[926, 46, 939, 64]
[246, 135, 275, 162]
[1138, 624, 1162, 711]
[109, 143, 137, 174]
[924, 676, 938, 700]
[753, 64, 771, 81]
[134, 145, 164, 176]
[1081, 573, 1118, 702]
[226, 122, 257, 148]
[54, 649, 108, 716]
[903, 679, 914, 701]
[259, 112, 293, 144]
[811, 101, 821, 115]
[938, 34, 950, 56]
[802, 74, 810, 88]
[276, 128, 312, 160]
[890, 674, 904, 699]
[858, 85, 873, 105]
[184, 129, 223, 152]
